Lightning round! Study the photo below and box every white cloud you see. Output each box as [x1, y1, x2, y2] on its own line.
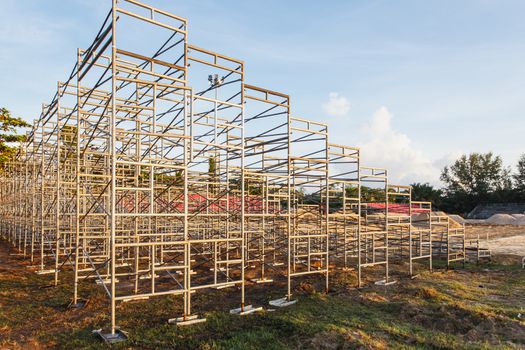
[432, 151, 463, 172]
[323, 92, 350, 117]
[358, 106, 442, 185]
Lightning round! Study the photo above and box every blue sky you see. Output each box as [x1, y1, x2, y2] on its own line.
[1, 0, 524, 185]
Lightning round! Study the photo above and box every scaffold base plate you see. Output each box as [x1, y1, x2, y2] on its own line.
[93, 328, 128, 344]
[216, 284, 235, 290]
[96, 278, 119, 285]
[168, 314, 206, 326]
[250, 278, 273, 284]
[115, 263, 130, 267]
[68, 298, 88, 309]
[139, 274, 159, 280]
[230, 305, 263, 315]
[374, 279, 397, 286]
[269, 297, 297, 308]
[122, 296, 150, 303]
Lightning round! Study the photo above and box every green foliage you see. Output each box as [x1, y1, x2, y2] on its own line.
[208, 155, 218, 194]
[59, 125, 78, 164]
[246, 179, 263, 196]
[513, 154, 525, 198]
[347, 186, 386, 202]
[174, 170, 184, 187]
[410, 182, 443, 208]
[0, 108, 30, 165]
[60, 125, 77, 149]
[440, 152, 515, 214]
[139, 169, 184, 187]
[441, 152, 511, 196]
[208, 155, 217, 175]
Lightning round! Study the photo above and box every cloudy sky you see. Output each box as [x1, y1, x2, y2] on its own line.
[1, 0, 524, 185]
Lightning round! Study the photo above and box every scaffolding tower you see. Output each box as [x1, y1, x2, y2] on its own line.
[0, 0, 468, 342]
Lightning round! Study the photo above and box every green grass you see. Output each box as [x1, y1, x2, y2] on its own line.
[1, 253, 525, 349]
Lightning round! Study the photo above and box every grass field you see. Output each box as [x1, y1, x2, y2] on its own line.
[1, 242, 525, 349]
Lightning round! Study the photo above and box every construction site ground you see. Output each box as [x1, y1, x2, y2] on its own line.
[1, 224, 525, 350]
[466, 224, 525, 256]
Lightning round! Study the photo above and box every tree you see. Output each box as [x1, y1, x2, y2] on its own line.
[410, 182, 443, 208]
[440, 152, 512, 214]
[59, 125, 78, 164]
[343, 186, 387, 203]
[0, 108, 30, 165]
[514, 154, 525, 195]
[441, 153, 510, 196]
[208, 155, 218, 195]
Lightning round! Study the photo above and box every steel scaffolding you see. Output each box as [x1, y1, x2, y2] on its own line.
[0, 0, 467, 342]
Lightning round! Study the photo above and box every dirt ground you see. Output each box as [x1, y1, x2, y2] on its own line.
[485, 235, 525, 256]
[1, 228, 525, 349]
[466, 224, 525, 241]
[466, 224, 525, 256]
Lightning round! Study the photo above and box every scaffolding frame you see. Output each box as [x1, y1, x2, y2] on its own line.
[431, 214, 466, 268]
[0, 0, 468, 342]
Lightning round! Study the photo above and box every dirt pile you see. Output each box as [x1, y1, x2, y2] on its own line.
[412, 212, 464, 228]
[511, 214, 525, 225]
[411, 212, 429, 222]
[516, 217, 525, 225]
[486, 214, 518, 225]
[448, 214, 466, 225]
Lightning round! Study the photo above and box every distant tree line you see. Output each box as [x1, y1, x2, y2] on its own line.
[412, 152, 525, 215]
[0, 108, 29, 166]
[284, 152, 525, 215]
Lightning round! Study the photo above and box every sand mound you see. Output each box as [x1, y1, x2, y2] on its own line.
[431, 211, 464, 228]
[411, 213, 430, 222]
[419, 212, 464, 228]
[514, 216, 525, 225]
[486, 214, 517, 225]
[448, 214, 465, 225]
